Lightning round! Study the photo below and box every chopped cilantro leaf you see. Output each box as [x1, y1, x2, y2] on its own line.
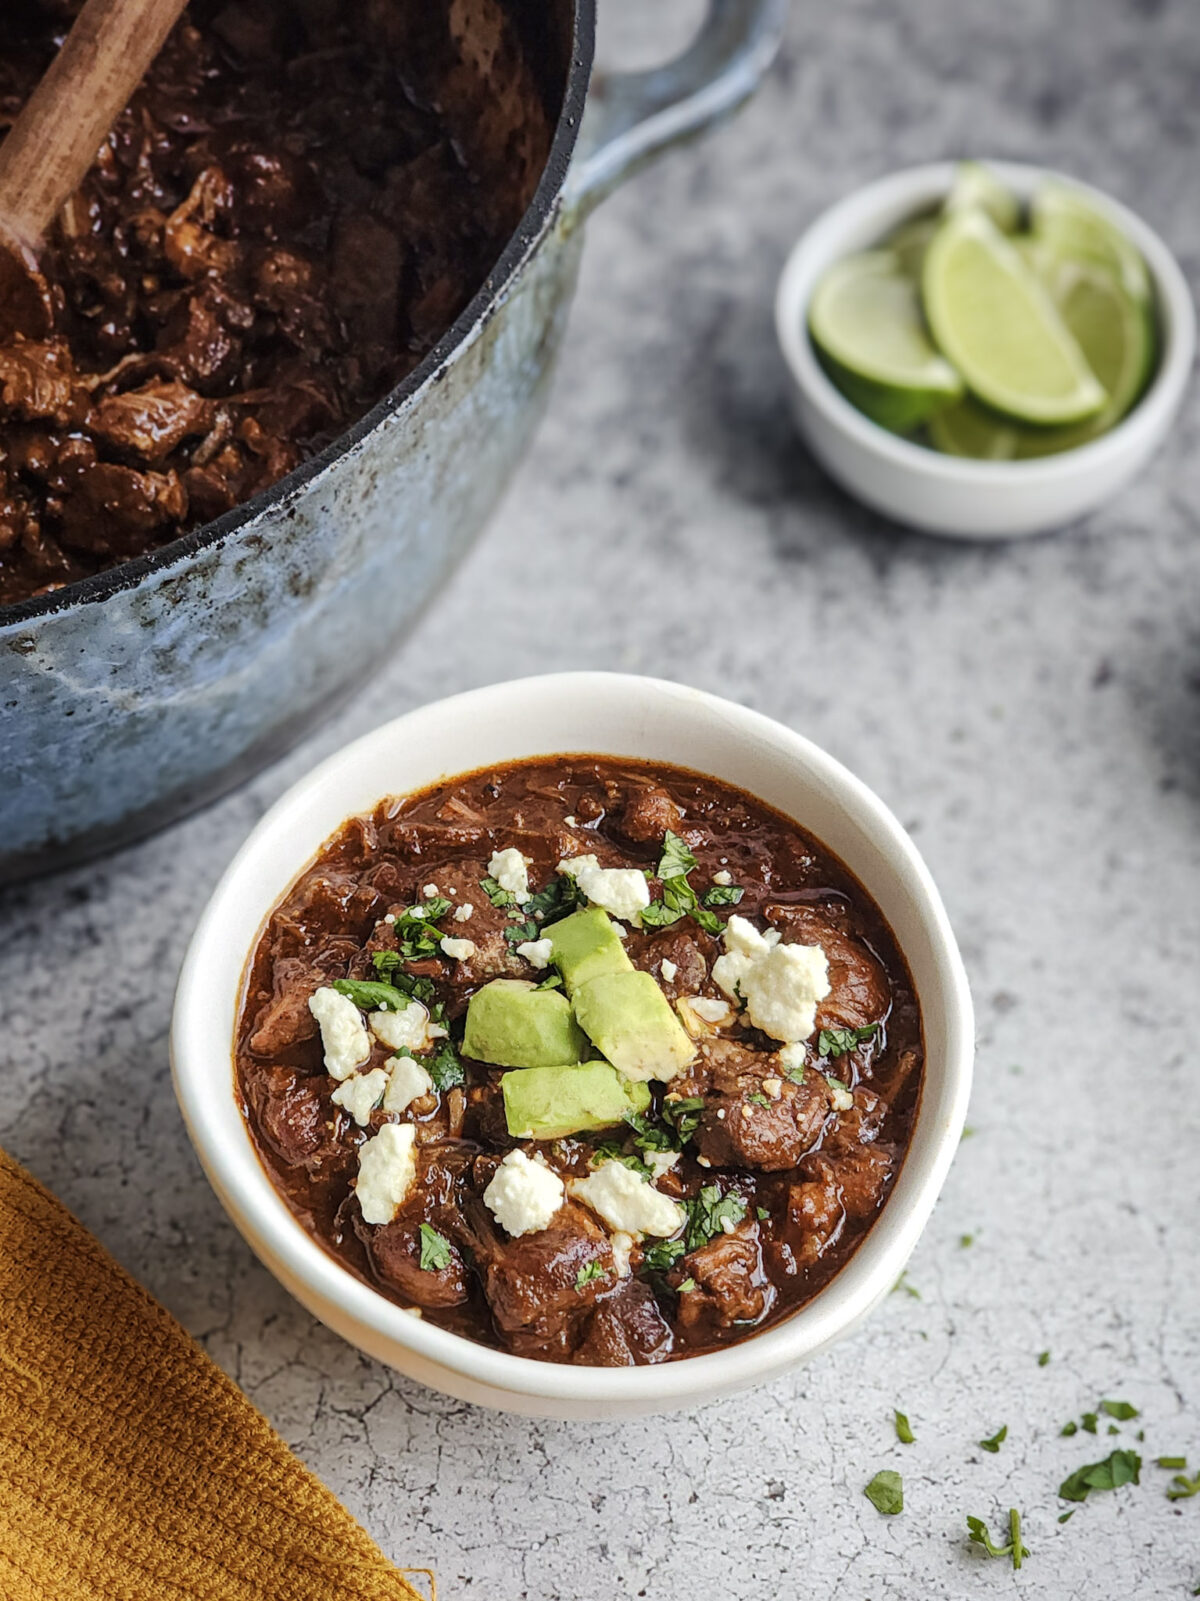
[639, 899, 687, 930]
[702, 884, 744, 908]
[624, 1110, 681, 1154]
[892, 1272, 921, 1300]
[1107, 1425, 1120, 1436]
[422, 897, 452, 923]
[756, 1206, 770, 1221]
[1099, 1399, 1139, 1421]
[646, 831, 724, 936]
[817, 1024, 878, 1059]
[479, 875, 514, 908]
[417, 1224, 452, 1273]
[504, 918, 540, 945]
[426, 1040, 464, 1092]
[1168, 1472, 1200, 1502]
[1061, 1422, 1078, 1437]
[1038, 1350, 1050, 1366]
[368, 955, 436, 1006]
[967, 1510, 1028, 1569]
[660, 1096, 706, 1146]
[864, 1470, 903, 1516]
[535, 970, 564, 990]
[641, 1238, 686, 1275]
[894, 1410, 915, 1445]
[979, 1425, 1007, 1454]
[591, 1139, 652, 1179]
[332, 978, 412, 1012]
[1058, 1511, 1075, 1525]
[657, 831, 698, 880]
[1081, 1412, 1098, 1434]
[1059, 1449, 1141, 1502]
[783, 1061, 806, 1086]
[683, 1185, 747, 1252]
[525, 874, 585, 923]
[678, 1277, 697, 1293]
[747, 1091, 770, 1107]
[574, 1260, 608, 1292]
[1157, 1457, 1188, 1471]
[391, 904, 448, 960]
[960, 1233, 975, 1248]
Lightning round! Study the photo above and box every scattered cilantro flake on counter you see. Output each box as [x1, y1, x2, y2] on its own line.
[1059, 1449, 1141, 1503]
[892, 1272, 921, 1299]
[702, 884, 744, 908]
[1061, 1421, 1079, 1437]
[960, 1125, 976, 1139]
[1157, 1457, 1188, 1471]
[960, 1233, 975, 1248]
[1167, 1472, 1200, 1502]
[418, 1224, 452, 1272]
[967, 1509, 1028, 1569]
[894, 1410, 915, 1445]
[1100, 1399, 1139, 1421]
[426, 1039, 464, 1092]
[817, 1024, 877, 1059]
[575, 1260, 608, 1292]
[980, 1425, 1007, 1454]
[1081, 1412, 1099, 1434]
[1038, 1350, 1050, 1366]
[864, 1470, 903, 1516]
[1058, 1511, 1074, 1524]
[683, 1185, 747, 1252]
[479, 875, 515, 908]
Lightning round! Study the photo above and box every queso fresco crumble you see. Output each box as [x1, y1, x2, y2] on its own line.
[236, 757, 924, 1366]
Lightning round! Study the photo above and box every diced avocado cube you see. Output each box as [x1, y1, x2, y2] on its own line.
[501, 1061, 651, 1140]
[572, 970, 696, 1083]
[544, 906, 633, 993]
[463, 979, 588, 1069]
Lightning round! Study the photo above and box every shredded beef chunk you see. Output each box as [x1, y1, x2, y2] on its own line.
[0, 0, 553, 604]
[235, 755, 924, 1364]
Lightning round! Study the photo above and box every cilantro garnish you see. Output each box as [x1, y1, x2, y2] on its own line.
[504, 919, 539, 946]
[591, 1139, 652, 1179]
[1038, 1350, 1050, 1366]
[479, 875, 514, 908]
[678, 1276, 697, 1293]
[525, 874, 585, 924]
[426, 1039, 464, 1091]
[641, 1238, 686, 1276]
[1081, 1411, 1099, 1434]
[417, 1224, 452, 1273]
[756, 1206, 770, 1221]
[1099, 1399, 1139, 1421]
[575, 1260, 609, 1292]
[1168, 1472, 1200, 1502]
[864, 1470, 903, 1516]
[391, 903, 449, 960]
[1157, 1456, 1188, 1470]
[624, 1110, 681, 1154]
[660, 1096, 706, 1146]
[535, 970, 564, 990]
[960, 1234, 975, 1248]
[979, 1425, 1007, 1454]
[1061, 1422, 1078, 1437]
[642, 831, 723, 936]
[332, 978, 412, 1012]
[1059, 1449, 1141, 1503]
[817, 1024, 878, 1059]
[892, 1271, 921, 1300]
[783, 1061, 806, 1086]
[747, 1091, 770, 1108]
[369, 954, 436, 1006]
[683, 1185, 747, 1252]
[701, 884, 744, 908]
[894, 1410, 915, 1445]
[967, 1509, 1027, 1569]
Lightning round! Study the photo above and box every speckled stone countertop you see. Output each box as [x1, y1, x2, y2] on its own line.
[3, 2, 1199, 1596]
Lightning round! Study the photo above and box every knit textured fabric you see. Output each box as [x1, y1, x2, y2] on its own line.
[0, 1146, 424, 1601]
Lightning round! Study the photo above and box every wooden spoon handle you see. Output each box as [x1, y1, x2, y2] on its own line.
[0, 0, 190, 255]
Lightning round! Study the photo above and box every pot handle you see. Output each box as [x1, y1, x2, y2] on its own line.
[563, 0, 789, 222]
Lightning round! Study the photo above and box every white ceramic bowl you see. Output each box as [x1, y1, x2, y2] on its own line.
[171, 673, 974, 1418]
[775, 160, 1195, 539]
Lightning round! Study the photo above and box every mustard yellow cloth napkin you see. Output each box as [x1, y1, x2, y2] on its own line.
[0, 1146, 426, 1601]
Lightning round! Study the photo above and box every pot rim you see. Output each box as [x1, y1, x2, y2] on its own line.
[0, 0, 594, 629]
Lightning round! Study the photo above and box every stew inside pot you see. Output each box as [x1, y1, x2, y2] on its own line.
[0, 0, 559, 605]
[236, 758, 925, 1367]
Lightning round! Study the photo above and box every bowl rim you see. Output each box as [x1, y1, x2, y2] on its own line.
[774, 158, 1196, 487]
[171, 671, 975, 1406]
[0, 0, 595, 630]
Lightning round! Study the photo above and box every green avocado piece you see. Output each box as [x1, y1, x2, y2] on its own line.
[543, 906, 633, 993]
[501, 1061, 651, 1140]
[462, 979, 588, 1069]
[572, 970, 697, 1083]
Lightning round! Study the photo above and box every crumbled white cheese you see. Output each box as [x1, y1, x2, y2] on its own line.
[741, 1103, 754, 1122]
[516, 937, 554, 969]
[331, 1067, 389, 1126]
[483, 1149, 564, 1237]
[762, 1076, 783, 1101]
[712, 869, 733, 887]
[382, 1053, 434, 1114]
[423, 883, 439, 898]
[440, 936, 476, 961]
[369, 1001, 445, 1053]
[610, 1231, 635, 1279]
[564, 815, 578, 827]
[308, 987, 371, 1081]
[488, 847, 531, 904]
[383, 913, 396, 925]
[557, 853, 651, 924]
[406, 905, 427, 919]
[571, 1161, 684, 1239]
[355, 1122, 418, 1225]
[825, 1075, 854, 1112]
[689, 996, 735, 1025]
[645, 1149, 681, 1181]
[453, 902, 474, 923]
[712, 915, 830, 1042]
[778, 1042, 807, 1076]
[612, 922, 629, 940]
[697, 1155, 712, 1168]
[660, 958, 678, 983]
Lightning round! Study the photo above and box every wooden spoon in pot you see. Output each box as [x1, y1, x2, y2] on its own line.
[0, 0, 191, 339]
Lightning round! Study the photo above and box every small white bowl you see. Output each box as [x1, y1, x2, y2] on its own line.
[775, 160, 1195, 539]
[171, 673, 974, 1418]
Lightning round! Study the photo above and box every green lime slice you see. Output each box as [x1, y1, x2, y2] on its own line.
[885, 214, 939, 277]
[944, 161, 1021, 233]
[1031, 182, 1152, 307]
[922, 209, 1107, 425]
[809, 250, 963, 433]
[928, 396, 1021, 459]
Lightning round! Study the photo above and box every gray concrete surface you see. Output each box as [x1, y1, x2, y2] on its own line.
[2, 1, 1198, 1595]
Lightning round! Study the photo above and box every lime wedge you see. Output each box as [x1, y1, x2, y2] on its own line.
[1031, 182, 1152, 307]
[885, 214, 939, 277]
[928, 396, 1020, 459]
[944, 161, 1021, 233]
[922, 209, 1107, 425]
[809, 250, 962, 432]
